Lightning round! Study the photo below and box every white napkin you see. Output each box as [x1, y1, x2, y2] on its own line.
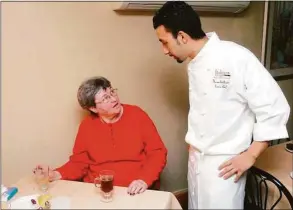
[1, 185, 8, 201]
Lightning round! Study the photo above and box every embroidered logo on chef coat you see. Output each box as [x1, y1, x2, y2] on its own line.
[213, 69, 230, 89]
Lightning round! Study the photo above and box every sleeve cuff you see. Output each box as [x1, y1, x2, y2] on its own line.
[54, 168, 66, 180]
[253, 124, 289, 141]
[137, 174, 157, 187]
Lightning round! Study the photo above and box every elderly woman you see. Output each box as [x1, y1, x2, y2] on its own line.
[33, 76, 167, 195]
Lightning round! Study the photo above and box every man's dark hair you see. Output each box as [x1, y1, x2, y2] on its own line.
[153, 1, 205, 40]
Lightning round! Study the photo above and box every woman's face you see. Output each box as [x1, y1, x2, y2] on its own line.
[89, 87, 122, 117]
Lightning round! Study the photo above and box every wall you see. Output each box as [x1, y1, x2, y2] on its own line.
[2, 2, 292, 191]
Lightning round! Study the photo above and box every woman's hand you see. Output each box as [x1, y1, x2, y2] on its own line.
[127, 179, 148, 195]
[33, 164, 62, 182]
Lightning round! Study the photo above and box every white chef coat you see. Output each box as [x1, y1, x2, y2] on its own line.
[186, 32, 290, 209]
[185, 32, 290, 155]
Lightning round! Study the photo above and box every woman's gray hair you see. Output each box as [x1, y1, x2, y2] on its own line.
[77, 76, 111, 110]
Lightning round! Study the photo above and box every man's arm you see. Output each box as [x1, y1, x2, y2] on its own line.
[54, 120, 90, 181]
[241, 52, 290, 141]
[219, 141, 269, 182]
[219, 50, 290, 182]
[246, 141, 269, 160]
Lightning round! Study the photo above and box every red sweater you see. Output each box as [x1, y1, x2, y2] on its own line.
[55, 104, 167, 187]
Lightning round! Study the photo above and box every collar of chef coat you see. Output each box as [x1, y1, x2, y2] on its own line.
[188, 32, 220, 67]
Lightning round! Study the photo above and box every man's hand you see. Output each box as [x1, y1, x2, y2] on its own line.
[127, 180, 148, 195]
[218, 152, 256, 182]
[33, 164, 62, 182]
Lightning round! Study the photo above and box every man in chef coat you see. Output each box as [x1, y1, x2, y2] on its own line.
[152, 1, 290, 209]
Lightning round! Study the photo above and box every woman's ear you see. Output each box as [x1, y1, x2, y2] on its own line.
[89, 107, 98, 113]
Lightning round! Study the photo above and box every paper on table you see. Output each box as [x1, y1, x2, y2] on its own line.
[9, 194, 71, 209]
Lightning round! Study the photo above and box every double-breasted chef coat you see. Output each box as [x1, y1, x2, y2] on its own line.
[186, 32, 290, 209]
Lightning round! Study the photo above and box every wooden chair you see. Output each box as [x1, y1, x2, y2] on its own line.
[244, 166, 293, 210]
[148, 178, 161, 190]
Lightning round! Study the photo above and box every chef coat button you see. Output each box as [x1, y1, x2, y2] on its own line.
[203, 92, 207, 96]
[201, 112, 205, 116]
[207, 69, 210, 71]
[200, 133, 204, 138]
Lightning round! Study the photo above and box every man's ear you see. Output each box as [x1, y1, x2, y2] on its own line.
[89, 107, 98, 113]
[177, 31, 189, 44]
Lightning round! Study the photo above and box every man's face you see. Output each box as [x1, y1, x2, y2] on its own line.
[155, 25, 189, 63]
[90, 87, 122, 117]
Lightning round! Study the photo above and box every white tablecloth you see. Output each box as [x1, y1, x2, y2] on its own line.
[5, 177, 182, 209]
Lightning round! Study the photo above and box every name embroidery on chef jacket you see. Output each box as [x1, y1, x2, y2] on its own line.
[213, 69, 231, 89]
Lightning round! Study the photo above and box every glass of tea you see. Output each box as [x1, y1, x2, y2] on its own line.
[34, 166, 50, 193]
[94, 170, 114, 202]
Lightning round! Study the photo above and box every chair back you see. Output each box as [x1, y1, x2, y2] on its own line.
[244, 166, 293, 210]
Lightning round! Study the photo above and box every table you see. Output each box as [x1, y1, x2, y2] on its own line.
[6, 177, 182, 209]
[254, 140, 293, 209]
